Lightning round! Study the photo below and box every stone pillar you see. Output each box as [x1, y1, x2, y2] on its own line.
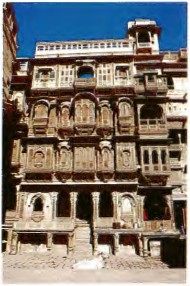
[138, 235, 143, 256]
[166, 195, 175, 228]
[139, 195, 145, 228]
[93, 233, 98, 255]
[92, 192, 100, 227]
[6, 229, 12, 253]
[70, 192, 77, 220]
[143, 237, 149, 257]
[15, 185, 21, 219]
[112, 192, 119, 222]
[47, 232, 53, 250]
[68, 233, 74, 255]
[114, 233, 119, 255]
[52, 192, 58, 220]
[10, 232, 18, 255]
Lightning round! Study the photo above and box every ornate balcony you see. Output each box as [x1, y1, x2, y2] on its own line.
[74, 78, 96, 89]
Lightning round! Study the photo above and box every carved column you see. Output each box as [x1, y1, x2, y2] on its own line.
[10, 232, 18, 255]
[68, 232, 74, 255]
[138, 235, 143, 256]
[70, 192, 77, 220]
[114, 233, 119, 255]
[92, 192, 100, 226]
[47, 232, 53, 250]
[112, 192, 119, 222]
[140, 195, 145, 228]
[166, 194, 175, 229]
[93, 232, 98, 255]
[15, 185, 21, 219]
[52, 192, 58, 220]
[143, 237, 149, 257]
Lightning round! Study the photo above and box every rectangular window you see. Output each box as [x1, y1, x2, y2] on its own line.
[59, 65, 74, 87]
[97, 64, 113, 86]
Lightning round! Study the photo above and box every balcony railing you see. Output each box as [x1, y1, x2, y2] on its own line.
[33, 117, 48, 127]
[96, 217, 113, 228]
[143, 164, 170, 174]
[139, 119, 167, 133]
[137, 42, 152, 48]
[115, 78, 134, 86]
[134, 82, 145, 93]
[74, 78, 96, 89]
[32, 79, 56, 89]
[35, 39, 133, 57]
[143, 220, 173, 231]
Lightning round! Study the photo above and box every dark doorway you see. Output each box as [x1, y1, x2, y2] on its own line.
[76, 192, 92, 221]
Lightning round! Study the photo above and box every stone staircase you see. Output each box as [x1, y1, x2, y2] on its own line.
[74, 220, 93, 258]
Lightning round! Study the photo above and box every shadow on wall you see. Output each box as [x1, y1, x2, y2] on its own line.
[161, 238, 186, 268]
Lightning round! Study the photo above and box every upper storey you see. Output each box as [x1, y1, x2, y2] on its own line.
[35, 18, 161, 58]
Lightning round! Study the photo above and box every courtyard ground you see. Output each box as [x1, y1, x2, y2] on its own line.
[3, 252, 186, 283]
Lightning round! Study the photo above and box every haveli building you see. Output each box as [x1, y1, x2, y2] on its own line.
[3, 3, 18, 233]
[3, 17, 187, 261]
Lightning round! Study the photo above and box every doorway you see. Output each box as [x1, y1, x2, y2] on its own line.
[76, 192, 92, 222]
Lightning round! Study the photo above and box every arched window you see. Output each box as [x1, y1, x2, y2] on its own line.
[103, 149, 109, 168]
[120, 102, 131, 117]
[77, 66, 94, 78]
[33, 151, 45, 168]
[161, 150, 167, 164]
[152, 150, 158, 164]
[34, 104, 48, 118]
[33, 197, 43, 212]
[102, 107, 109, 124]
[122, 197, 133, 215]
[138, 31, 150, 43]
[62, 107, 69, 125]
[143, 150, 149, 164]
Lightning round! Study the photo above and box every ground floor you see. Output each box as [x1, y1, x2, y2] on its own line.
[3, 252, 186, 283]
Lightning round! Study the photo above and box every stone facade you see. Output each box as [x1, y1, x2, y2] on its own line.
[3, 19, 187, 258]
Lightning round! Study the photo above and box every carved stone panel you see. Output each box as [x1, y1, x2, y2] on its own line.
[74, 146, 95, 172]
[117, 100, 134, 135]
[74, 98, 96, 135]
[26, 145, 53, 171]
[116, 143, 136, 172]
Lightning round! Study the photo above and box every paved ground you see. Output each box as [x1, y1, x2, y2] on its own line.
[3, 252, 186, 283]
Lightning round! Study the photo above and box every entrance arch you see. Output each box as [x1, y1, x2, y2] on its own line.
[76, 192, 92, 222]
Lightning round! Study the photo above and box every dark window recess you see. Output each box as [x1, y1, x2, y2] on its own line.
[170, 151, 181, 160]
[33, 197, 43, 211]
[138, 32, 150, 43]
[167, 76, 174, 89]
[99, 192, 113, 217]
[77, 66, 94, 78]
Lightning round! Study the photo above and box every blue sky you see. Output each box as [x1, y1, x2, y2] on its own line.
[13, 2, 187, 58]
